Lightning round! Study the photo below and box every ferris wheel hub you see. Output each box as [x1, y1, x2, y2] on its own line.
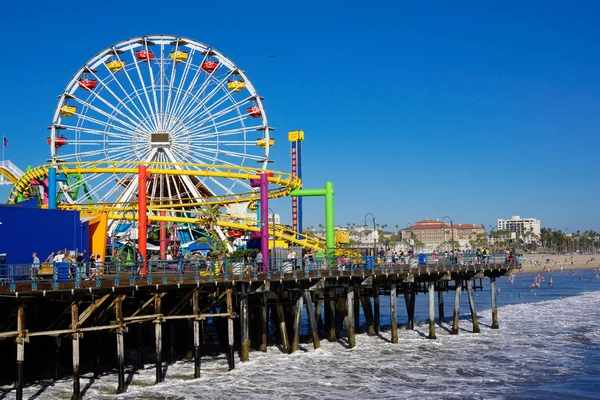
[151, 133, 170, 148]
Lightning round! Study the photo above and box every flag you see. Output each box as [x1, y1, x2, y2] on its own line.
[2, 137, 7, 148]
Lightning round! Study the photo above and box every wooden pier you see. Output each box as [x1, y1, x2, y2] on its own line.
[0, 262, 516, 399]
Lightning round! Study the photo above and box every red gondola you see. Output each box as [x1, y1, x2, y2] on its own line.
[47, 135, 67, 149]
[247, 106, 262, 118]
[201, 60, 219, 73]
[227, 230, 243, 238]
[135, 50, 154, 62]
[78, 79, 97, 90]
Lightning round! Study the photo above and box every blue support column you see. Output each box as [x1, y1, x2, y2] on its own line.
[48, 167, 57, 210]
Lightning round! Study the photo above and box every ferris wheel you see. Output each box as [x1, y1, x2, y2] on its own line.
[48, 35, 272, 214]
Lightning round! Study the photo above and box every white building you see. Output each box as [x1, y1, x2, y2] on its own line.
[497, 216, 540, 242]
[353, 226, 379, 246]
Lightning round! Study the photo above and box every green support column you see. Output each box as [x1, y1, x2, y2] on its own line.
[290, 182, 335, 264]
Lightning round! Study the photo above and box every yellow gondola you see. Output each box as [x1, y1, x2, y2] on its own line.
[106, 60, 125, 72]
[169, 50, 188, 62]
[256, 138, 274, 148]
[59, 105, 77, 117]
[227, 80, 245, 92]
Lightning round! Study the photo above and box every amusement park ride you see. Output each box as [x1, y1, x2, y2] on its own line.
[0, 35, 351, 265]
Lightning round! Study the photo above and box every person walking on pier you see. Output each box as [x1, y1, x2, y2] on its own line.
[31, 252, 40, 280]
[287, 247, 298, 270]
[433, 250, 439, 265]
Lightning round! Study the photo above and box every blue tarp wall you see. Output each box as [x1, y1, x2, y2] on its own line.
[0, 205, 88, 265]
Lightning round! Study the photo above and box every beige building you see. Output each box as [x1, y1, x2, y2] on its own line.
[401, 219, 485, 251]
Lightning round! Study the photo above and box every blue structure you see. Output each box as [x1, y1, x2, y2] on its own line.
[0, 204, 89, 265]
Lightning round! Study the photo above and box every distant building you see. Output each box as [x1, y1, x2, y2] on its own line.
[497, 216, 540, 242]
[401, 219, 484, 252]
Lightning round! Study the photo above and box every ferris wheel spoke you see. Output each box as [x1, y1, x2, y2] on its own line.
[187, 114, 251, 138]
[173, 73, 232, 130]
[178, 90, 241, 133]
[86, 72, 154, 132]
[71, 98, 141, 133]
[187, 144, 262, 162]
[68, 111, 139, 138]
[123, 51, 160, 131]
[186, 128, 256, 144]
[58, 125, 134, 140]
[129, 45, 161, 130]
[62, 145, 148, 162]
[166, 54, 208, 128]
[168, 58, 220, 129]
[75, 88, 151, 136]
[141, 44, 161, 130]
[165, 48, 197, 126]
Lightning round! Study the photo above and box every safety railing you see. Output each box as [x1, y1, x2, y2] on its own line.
[0, 254, 520, 292]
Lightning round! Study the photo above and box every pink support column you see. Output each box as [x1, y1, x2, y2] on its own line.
[138, 166, 150, 275]
[260, 173, 269, 272]
[159, 212, 166, 260]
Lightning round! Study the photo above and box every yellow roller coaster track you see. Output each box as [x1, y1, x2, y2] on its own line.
[7, 161, 302, 205]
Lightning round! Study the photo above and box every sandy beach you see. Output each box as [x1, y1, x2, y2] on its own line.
[519, 253, 600, 274]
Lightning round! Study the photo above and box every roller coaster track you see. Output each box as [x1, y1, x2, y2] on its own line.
[7, 161, 301, 205]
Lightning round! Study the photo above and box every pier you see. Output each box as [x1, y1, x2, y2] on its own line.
[0, 258, 516, 399]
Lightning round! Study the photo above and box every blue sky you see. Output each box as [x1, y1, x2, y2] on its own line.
[0, 1, 599, 232]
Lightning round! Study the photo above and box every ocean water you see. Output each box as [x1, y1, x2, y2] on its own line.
[13, 269, 600, 399]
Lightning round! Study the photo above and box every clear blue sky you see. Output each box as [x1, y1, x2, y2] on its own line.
[0, 1, 599, 232]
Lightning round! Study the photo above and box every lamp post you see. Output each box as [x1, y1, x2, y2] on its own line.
[441, 216, 454, 265]
[268, 208, 276, 268]
[364, 213, 376, 257]
[405, 222, 414, 255]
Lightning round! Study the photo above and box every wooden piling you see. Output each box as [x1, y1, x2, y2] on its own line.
[315, 293, 324, 335]
[390, 283, 398, 344]
[360, 293, 375, 336]
[327, 287, 336, 342]
[303, 291, 320, 349]
[404, 288, 415, 330]
[259, 293, 268, 352]
[451, 279, 461, 335]
[16, 305, 25, 400]
[467, 280, 481, 333]
[346, 287, 356, 348]
[353, 286, 360, 334]
[437, 283, 445, 324]
[169, 322, 176, 364]
[490, 277, 499, 329]
[115, 296, 125, 394]
[154, 296, 163, 384]
[192, 290, 201, 378]
[226, 289, 235, 370]
[240, 291, 250, 361]
[54, 336, 62, 380]
[291, 293, 303, 353]
[71, 303, 81, 400]
[137, 325, 144, 371]
[275, 300, 290, 354]
[428, 283, 436, 339]
[373, 285, 380, 334]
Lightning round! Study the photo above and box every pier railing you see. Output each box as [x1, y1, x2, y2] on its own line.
[0, 254, 519, 292]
